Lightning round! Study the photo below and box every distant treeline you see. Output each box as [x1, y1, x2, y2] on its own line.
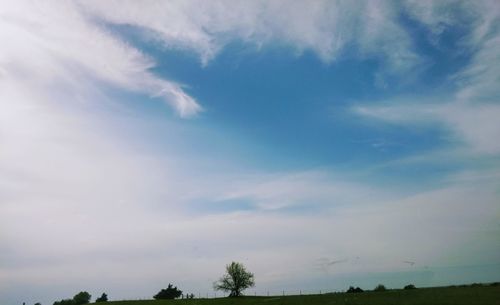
[345, 282, 500, 294]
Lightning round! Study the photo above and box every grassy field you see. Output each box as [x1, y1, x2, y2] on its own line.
[106, 285, 500, 305]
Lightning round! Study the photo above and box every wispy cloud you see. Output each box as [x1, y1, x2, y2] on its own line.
[354, 101, 500, 154]
[0, 1, 201, 117]
[81, 0, 419, 71]
[353, 1, 500, 155]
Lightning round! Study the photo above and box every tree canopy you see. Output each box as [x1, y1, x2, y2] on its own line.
[73, 292, 91, 305]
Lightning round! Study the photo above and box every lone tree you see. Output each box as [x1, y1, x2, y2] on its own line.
[214, 261, 255, 297]
[154, 284, 182, 299]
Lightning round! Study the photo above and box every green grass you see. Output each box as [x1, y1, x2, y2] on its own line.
[105, 285, 500, 305]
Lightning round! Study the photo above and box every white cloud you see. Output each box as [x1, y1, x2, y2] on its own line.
[213, 171, 389, 211]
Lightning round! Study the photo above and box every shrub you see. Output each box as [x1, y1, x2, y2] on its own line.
[95, 293, 108, 302]
[154, 284, 182, 299]
[53, 299, 74, 305]
[374, 284, 387, 292]
[346, 286, 364, 293]
[404, 284, 417, 290]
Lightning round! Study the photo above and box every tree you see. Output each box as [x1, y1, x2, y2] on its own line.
[404, 284, 416, 290]
[213, 261, 255, 297]
[153, 284, 182, 299]
[95, 293, 108, 302]
[73, 292, 91, 305]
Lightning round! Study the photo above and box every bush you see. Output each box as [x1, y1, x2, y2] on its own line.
[154, 284, 183, 299]
[404, 284, 417, 290]
[95, 293, 108, 302]
[346, 286, 364, 293]
[374, 284, 387, 292]
[53, 299, 74, 305]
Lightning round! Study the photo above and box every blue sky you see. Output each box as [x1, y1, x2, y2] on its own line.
[1, 1, 500, 304]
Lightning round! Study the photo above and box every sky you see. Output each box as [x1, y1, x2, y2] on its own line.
[1, 0, 500, 304]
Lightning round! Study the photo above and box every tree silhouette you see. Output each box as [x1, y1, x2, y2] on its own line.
[214, 261, 255, 297]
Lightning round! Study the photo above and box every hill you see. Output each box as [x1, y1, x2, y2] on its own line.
[104, 285, 500, 305]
